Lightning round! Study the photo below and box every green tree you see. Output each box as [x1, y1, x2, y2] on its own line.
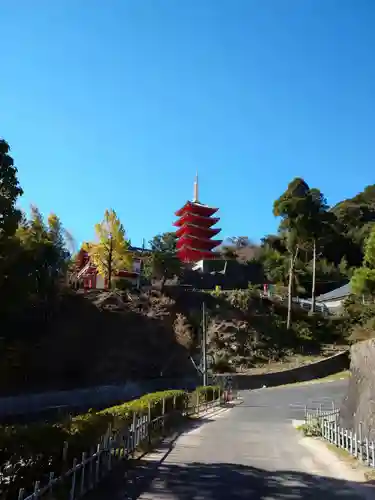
[300, 188, 330, 313]
[0, 139, 24, 300]
[228, 236, 252, 248]
[274, 178, 334, 321]
[16, 206, 70, 300]
[273, 178, 312, 328]
[145, 232, 181, 291]
[351, 267, 375, 297]
[364, 224, 375, 268]
[149, 232, 177, 253]
[0, 139, 23, 240]
[350, 225, 375, 297]
[86, 209, 132, 289]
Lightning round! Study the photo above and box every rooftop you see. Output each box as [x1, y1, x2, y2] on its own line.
[316, 283, 351, 302]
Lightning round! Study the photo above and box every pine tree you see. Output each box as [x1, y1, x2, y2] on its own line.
[0, 139, 23, 241]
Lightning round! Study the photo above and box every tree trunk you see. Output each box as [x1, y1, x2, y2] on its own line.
[108, 236, 113, 290]
[310, 238, 317, 314]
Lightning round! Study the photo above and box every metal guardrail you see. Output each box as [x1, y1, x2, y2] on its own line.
[305, 406, 375, 469]
[11, 391, 228, 500]
[305, 406, 340, 425]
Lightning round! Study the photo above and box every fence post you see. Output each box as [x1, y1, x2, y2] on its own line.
[88, 447, 94, 490]
[196, 390, 200, 414]
[359, 423, 363, 462]
[132, 412, 137, 455]
[95, 444, 101, 483]
[80, 452, 86, 496]
[70, 458, 77, 500]
[162, 397, 166, 434]
[48, 472, 55, 500]
[334, 421, 338, 446]
[108, 438, 113, 471]
[62, 441, 69, 467]
[148, 402, 152, 444]
[347, 429, 350, 451]
[365, 438, 370, 466]
[33, 481, 40, 497]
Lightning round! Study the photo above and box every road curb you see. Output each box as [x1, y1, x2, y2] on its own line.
[292, 420, 375, 499]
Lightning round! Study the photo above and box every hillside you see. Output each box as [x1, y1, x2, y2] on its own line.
[0, 286, 347, 396]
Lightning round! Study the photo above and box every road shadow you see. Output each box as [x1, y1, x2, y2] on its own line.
[85, 415, 218, 500]
[125, 461, 374, 499]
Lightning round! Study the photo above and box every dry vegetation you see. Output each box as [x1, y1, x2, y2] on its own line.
[0, 285, 350, 395]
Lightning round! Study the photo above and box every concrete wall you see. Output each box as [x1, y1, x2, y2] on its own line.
[340, 339, 375, 440]
[213, 350, 349, 390]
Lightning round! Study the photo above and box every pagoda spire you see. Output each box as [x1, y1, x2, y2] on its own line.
[193, 172, 199, 203]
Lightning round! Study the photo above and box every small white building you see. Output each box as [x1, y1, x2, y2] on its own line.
[316, 283, 351, 314]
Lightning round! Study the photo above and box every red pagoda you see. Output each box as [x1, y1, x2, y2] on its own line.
[174, 175, 222, 262]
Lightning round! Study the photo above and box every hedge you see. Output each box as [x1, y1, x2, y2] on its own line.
[0, 386, 220, 498]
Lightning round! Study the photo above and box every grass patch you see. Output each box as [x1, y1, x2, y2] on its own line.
[275, 370, 351, 389]
[325, 442, 375, 480]
[320, 370, 351, 382]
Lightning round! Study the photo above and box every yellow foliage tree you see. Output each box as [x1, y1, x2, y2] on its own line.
[85, 209, 132, 289]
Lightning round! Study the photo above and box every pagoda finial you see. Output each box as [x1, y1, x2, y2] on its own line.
[193, 172, 199, 203]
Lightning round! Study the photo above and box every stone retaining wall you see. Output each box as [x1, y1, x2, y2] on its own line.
[214, 350, 349, 390]
[340, 339, 375, 440]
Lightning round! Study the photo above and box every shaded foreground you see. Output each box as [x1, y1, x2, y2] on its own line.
[95, 459, 373, 499]
[86, 382, 375, 499]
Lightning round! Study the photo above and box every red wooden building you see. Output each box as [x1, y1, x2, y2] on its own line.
[75, 247, 142, 289]
[174, 175, 222, 262]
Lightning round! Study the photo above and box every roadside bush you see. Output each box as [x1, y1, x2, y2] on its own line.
[193, 385, 220, 403]
[349, 318, 375, 343]
[297, 420, 322, 437]
[0, 387, 220, 498]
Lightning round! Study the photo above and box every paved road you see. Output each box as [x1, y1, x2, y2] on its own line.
[244, 378, 349, 423]
[119, 379, 373, 499]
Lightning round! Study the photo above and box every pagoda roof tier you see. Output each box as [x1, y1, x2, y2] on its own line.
[177, 245, 220, 262]
[173, 212, 219, 228]
[176, 234, 222, 251]
[175, 201, 218, 217]
[175, 223, 221, 238]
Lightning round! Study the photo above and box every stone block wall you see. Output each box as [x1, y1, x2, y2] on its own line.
[340, 339, 375, 440]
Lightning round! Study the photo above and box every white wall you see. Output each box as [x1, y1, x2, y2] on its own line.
[133, 259, 141, 273]
[192, 260, 204, 272]
[323, 298, 345, 313]
[96, 274, 105, 290]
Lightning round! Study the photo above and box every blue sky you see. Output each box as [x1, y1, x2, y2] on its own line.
[1, 0, 375, 249]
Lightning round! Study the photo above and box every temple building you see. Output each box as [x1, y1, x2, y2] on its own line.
[75, 246, 143, 289]
[174, 175, 222, 262]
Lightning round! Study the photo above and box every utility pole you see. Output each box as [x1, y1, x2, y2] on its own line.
[310, 238, 316, 314]
[202, 301, 208, 386]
